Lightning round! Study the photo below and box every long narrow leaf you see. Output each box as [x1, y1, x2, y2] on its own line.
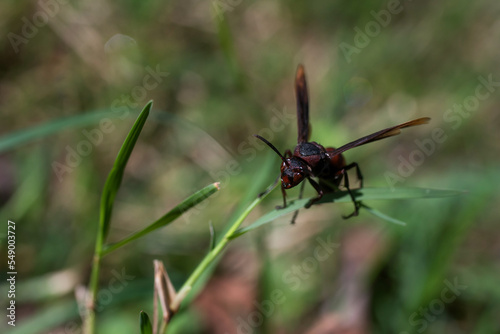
[100, 101, 152, 241]
[360, 203, 407, 226]
[101, 182, 220, 255]
[316, 187, 466, 202]
[0, 105, 207, 155]
[231, 187, 464, 238]
[139, 311, 153, 334]
[174, 152, 277, 310]
[0, 110, 114, 153]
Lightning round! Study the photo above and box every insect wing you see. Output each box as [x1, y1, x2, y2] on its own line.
[295, 64, 310, 144]
[328, 117, 430, 157]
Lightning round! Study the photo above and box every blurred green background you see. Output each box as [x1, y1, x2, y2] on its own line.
[1, 0, 499, 333]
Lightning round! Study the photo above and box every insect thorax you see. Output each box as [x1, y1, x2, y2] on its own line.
[295, 142, 326, 157]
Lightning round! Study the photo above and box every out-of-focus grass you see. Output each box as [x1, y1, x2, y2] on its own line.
[0, 0, 499, 333]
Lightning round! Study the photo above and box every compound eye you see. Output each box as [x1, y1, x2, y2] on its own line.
[293, 172, 303, 183]
[280, 171, 292, 186]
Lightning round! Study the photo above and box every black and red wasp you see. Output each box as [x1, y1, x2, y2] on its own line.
[256, 64, 430, 220]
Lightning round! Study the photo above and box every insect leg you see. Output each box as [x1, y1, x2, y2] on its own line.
[290, 181, 306, 224]
[275, 183, 288, 210]
[305, 178, 324, 208]
[339, 167, 361, 219]
[343, 162, 364, 188]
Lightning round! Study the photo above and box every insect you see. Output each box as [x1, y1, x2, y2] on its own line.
[256, 64, 430, 220]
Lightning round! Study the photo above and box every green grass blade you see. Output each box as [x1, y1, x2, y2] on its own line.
[86, 101, 153, 333]
[0, 109, 114, 153]
[174, 195, 266, 309]
[99, 101, 152, 241]
[231, 187, 464, 238]
[139, 311, 153, 334]
[102, 182, 220, 255]
[318, 187, 466, 202]
[360, 203, 407, 226]
[174, 152, 278, 309]
[217, 152, 278, 240]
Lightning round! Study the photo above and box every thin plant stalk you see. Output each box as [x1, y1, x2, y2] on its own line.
[84, 223, 105, 334]
[83, 101, 152, 334]
[172, 193, 269, 310]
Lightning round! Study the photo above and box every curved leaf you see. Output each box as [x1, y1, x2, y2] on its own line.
[0, 110, 114, 153]
[102, 182, 220, 255]
[230, 187, 465, 238]
[139, 311, 153, 334]
[100, 101, 153, 241]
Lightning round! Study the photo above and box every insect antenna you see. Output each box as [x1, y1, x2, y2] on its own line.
[253, 135, 289, 165]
